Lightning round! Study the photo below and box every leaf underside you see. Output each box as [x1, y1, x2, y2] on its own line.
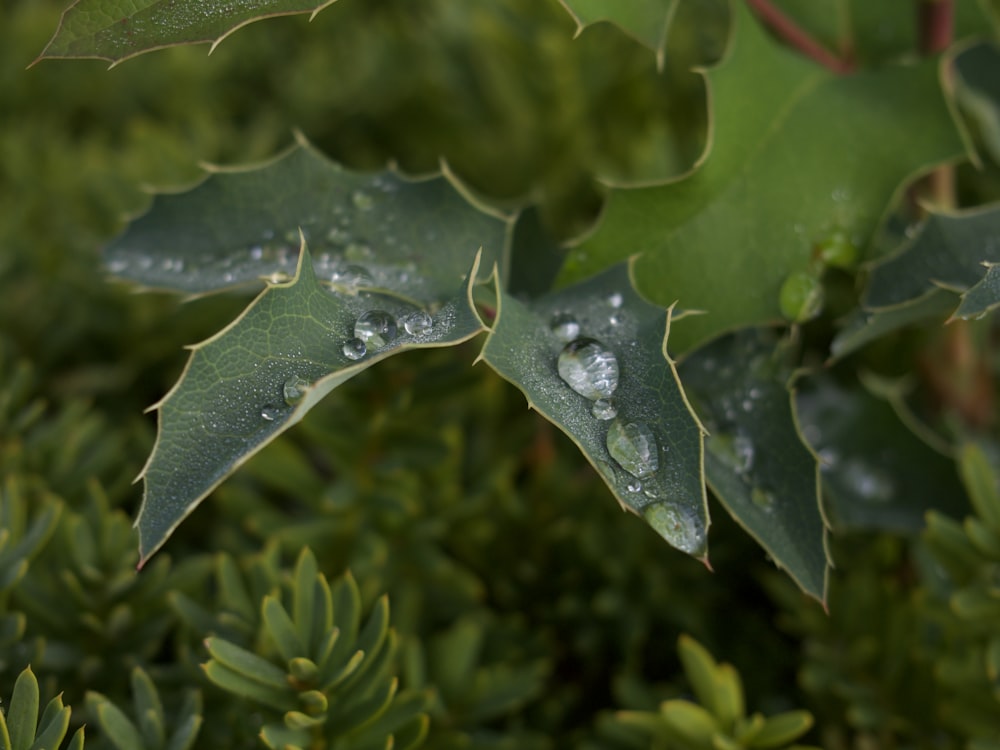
[37, 0, 337, 64]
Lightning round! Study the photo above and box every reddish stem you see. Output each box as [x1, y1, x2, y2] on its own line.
[746, 0, 855, 74]
[918, 0, 955, 56]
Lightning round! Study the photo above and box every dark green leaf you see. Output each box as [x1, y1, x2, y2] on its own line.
[830, 290, 958, 360]
[481, 263, 709, 558]
[680, 329, 828, 602]
[955, 262, 1000, 320]
[87, 693, 144, 750]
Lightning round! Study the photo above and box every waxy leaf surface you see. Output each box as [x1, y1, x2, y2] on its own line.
[558, 0, 676, 65]
[680, 329, 828, 601]
[136, 245, 487, 564]
[956, 262, 1000, 320]
[481, 264, 709, 559]
[38, 0, 336, 64]
[564, 2, 965, 353]
[103, 142, 509, 303]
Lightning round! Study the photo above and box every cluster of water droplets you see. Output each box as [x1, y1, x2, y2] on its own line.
[341, 308, 434, 362]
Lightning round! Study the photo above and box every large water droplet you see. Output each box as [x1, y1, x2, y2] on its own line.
[557, 338, 620, 401]
[283, 375, 310, 406]
[549, 312, 581, 342]
[592, 399, 617, 420]
[401, 310, 433, 336]
[261, 404, 282, 422]
[607, 420, 658, 478]
[643, 504, 705, 555]
[331, 264, 372, 291]
[343, 338, 367, 360]
[354, 310, 398, 349]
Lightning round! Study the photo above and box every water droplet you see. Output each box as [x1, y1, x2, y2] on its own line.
[107, 259, 128, 273]
[643, 504, 705, 555]
[283, 375, 310, 406]
[352, 190, 374, 211]
[261, 404, 281, 422]
[401, 310, 433, 336]
[331, 264, 372, 291]
[626, 479, 643, 494]
[354, 310, 398, 349]
[342, 338, 367, 360]
[592, 399, 617, 420]
[549, 312, 581, 342]
[607, 420, 658, 478]
[249, 245, 264, 260]
[751, 487, 777, 512]
[842, 458, 894, 503]
[557, 338, 620, 401]
[607, 292, 623, 308]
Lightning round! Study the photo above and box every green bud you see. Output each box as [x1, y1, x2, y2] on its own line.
[814, 229, 859, 270]
[779, 272, 824, 323]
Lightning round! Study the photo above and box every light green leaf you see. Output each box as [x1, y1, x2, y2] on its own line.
[6, 668, 39, 750]
[864, 205, 1000, 311]
[101, 141, 509, 301]
[135, 244, 487, 564]
[564, 1, 965, 354]
[86, 692, 144, 750]
[680, 329, 828, 602]
[480, 263, 709, 559]
[37, 0, 337, 65]
[558, 0, 677, 66]
[955, 262, 1000, 320]
[796, 376, 967, 532]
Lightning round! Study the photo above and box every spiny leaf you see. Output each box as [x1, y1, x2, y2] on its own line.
[480, 263, 709, 559]
[135, 244, 488, 564]
[564, 0, 965, 354]
[101, 141, 510, 301]
[830, 290, 958, 360]
[954, 262, 1000, 320]
[680, 329, 828, 602]
[796, 375, 968, 532]
[864, 204, 1000, 313]
[954, 40, 1000, 166]
[37, 0, 338, 65]
[558, 0, 677, 67]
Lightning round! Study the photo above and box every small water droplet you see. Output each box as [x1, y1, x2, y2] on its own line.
[643, 504, 705, 555]
[557, 338, 620, 401]
[249, 245, 264, 260]
[842, 458, 894, 503]
[609, 313, 622, 326]
[626, 479, 643, 493]
[354, 310, 398, 349]
[607, 292, 623, 308]
[261, 404, 281, 422]
[107, 259, 129, 273]
[331, 264, 372, 291]
[549, 312, 581, 342]
[283, 375, 310, 406]
[607, 419, 658, 478]
[592, 399, 617, 420]
[751, 487, 777, 512]
[352, 190, 374, 211]
[401, 310, 433, 336]
[342, 338, 367, 360]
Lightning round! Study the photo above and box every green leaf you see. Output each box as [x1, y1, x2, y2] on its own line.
[959, 442, 1000, 530]
[680, 329, 828, 601]
[130, 668, 165, 750]
[955, 262, 1000, 320]
[37, 0, 338, 65]
[201, 662, 296, 712]
[564, 1, 965, 354]
[480, 263, 709, 558]
[954, 41, 1000, 166]
[796, 376, 968, 531]
[752, 710, 814, 748]
[8, 668, 39, 750]
[101, 142, 509, 300]
[262, 596, 307, 664]
[134, 243, 487, 563]
[204, 637, 290, 689]
[87, 692, 144, 750]
[558, 0, 677, 66]
[864, 205, 1000, 312]
[830, 290, 958, 360]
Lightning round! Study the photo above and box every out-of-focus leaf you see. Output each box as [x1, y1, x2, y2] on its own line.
[954, 262, 1000, 320]
[480, 264, 709, 559]
[830, 290, 958, 360]
[102, 141, 510, 301]
[37, 0, 338, 65]
[681, 328, 828, 602]
[558, 0, 677, 66]
[796, 376, 968, 532]
[954, 41, 1000, 166]
[564, 1, 964, 354]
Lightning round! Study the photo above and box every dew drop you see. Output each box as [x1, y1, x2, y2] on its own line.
[261, 404, 282, 422]
[842, 458, 894, 503]
[549, 312, 581, 342]
[401, 310, 433, 336]
[607, 419, 658, 478]
[626, 479, 643, 494]
[352, 190, 374, 211]
[249, 245, 264, 260]
[557, 338, 620, 401]
[107, 259, 129, 273]
[342, 338, 367, 360]
[643, 504, 705, 555]
[607, 292, 623, 308]
[751, 487, 777, 512]
[354, 310, 398, 349]
[283, 375, 310, 406]
[591, 399, 617, 420]
[331, 264, 372, 291]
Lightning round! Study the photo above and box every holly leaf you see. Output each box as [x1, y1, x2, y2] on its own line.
[36, 0, 336, 65]
[863, 204, 1000, 312]
[102, 140, 510, 303]
[135, 244, 489, 564]
[830, 289, 958, 360]
[954, 41, 1000, 167]
[557, 0, 677, 66]
[680, 328, 828, 602]
[479, 264, 709, 559]
[955, 262, 1000, 320]
[796, 375, 968, 532]
[563, 1, 965, 354]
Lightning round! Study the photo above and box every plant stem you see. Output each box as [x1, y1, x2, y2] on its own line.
[745, 0, 855, 74]
[917, 0, 955, 56]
